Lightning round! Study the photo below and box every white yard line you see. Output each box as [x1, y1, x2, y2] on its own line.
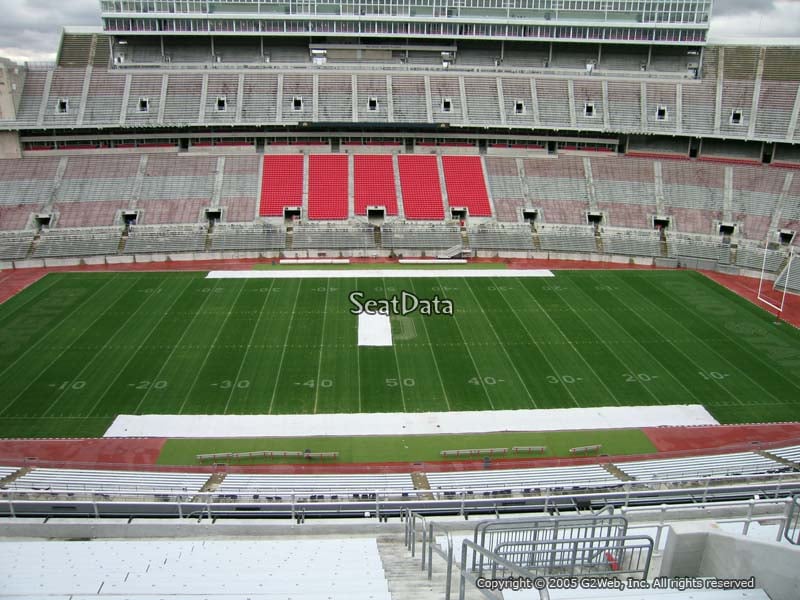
[312, 280, 330, 414]
[223, 279, 276, 415]
[104, 404, 719, 438]
[267, 281, 303, 414]
[407, 279, 451, 411]
[382, 278, 407, 413]
[207, 269, 554, 279]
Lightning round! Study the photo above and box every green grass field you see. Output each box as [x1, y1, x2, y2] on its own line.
[0, 269, 799, 439]
[157, 430, 656, 465]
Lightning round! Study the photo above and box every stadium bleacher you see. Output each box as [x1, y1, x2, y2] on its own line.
[397, 155, 446, 220]
[260, 154, 304, 217]
[307, 154, 348, 220]
[354, 154, 398, 216]
[442, 156, 492, 217]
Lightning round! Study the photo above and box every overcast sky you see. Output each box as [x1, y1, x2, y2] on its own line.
[0, 0, 799, 63]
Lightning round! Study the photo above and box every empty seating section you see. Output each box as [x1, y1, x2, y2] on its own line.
[735, 244, 785, 272]
[398, 155, 445, 220]
[0, 206, 35, 231]
[282, 74, 313, 121]
[0, 157, 59, 211]
[54, 156, 140, 223]
[0, 466, 19, 479]
[139, 155, 215, 224]
[13, 69, 47, 124]
[755, 81, 796, 139]
[240, 74, 278, 123]
[54, 201, 126, 227]
[682, 82, 716, 134]
[308, 155, 348, 219]
[125, 74, 163, 125]
[83, 70, 125, 124]
[615, 452, 785, 481]
[780, 176, 800, 233]
[538, 224, 597, 253]
[430, 76, 462, 124]
[602, 228, 662, 257]
[426, 464, 618, 491]
[775, 261, 800, 294]
[646, 83, 678, 133]
[293, 225, 375, 249]
[124, 225, 206, 254]
[260, 155, 303, 216]
[525, 157, 588, 225]
[733, 167, 784, 241]
[662, 161, 723, 234]
[33, 227, 121, 257]
[43, 69, 84, 127]
[354, 155, 398, 216]
[163, 74, 202, 124]
[500, 78, 536, 128]
[204, 74, 238, 124]
[382, 224, 461, 249]
[607, 81, 642, 131]
[6, 467, 209, 492]
[318, 74, 352, 122]
[442, 156, 492, 217]
[210, 223, 285, 251]
[0, 231, 34, 260]
[770, 445, 800, 465]
[593, 157, 656, 228]
[465, 77, 501, 124]
[220, 156, 259, 222]
[536, 79, 571, 127]
[573, 80, 603, 129]
[668, 233, 728, 261]
[486, 157, 524, 222]
[218, 473, 413, 495]
[392, 76, 427, 123]
[356, 75, 388, 123]
[469, 224, 533, 250]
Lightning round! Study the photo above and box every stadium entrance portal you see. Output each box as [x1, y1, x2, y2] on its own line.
[367, 206, 385, 226]
[283, 206, 301, 225]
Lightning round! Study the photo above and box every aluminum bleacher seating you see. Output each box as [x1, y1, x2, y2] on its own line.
[525, 157, 589, 225]
[774, 259, 800, 294]
[83, 70, 126, 125]
[123, 225, 206, 254]
[260, 154, 303, 216]
[0, 207, 36, 232]
[769, 445, 800, 465]
[354, 155, 398, 216]
[735, 243, 786, 272]
[218, 473, 413, 496]
[240, 74, 279, 123]
[5, 467, 209, 492]
[42, 69, 84, 127]
[615, 452, 787, 481]
[398, 155, 445, 220]
[318, 74, 352, 122]
[219, 156, 259, 222]
[138, 155, 215, 224]
[464, 77, 501, 125]
[4, 539, 391, 599]
[0, 466, 19, 480]
[204, 74, 238, 124]
[536, 79, 572, 128]
[382, 224, 461, 250]
[592, 157, 657, 229]
[537, 224, 598, 253]
[34, 227, 121, 258]
[667, 233, 728, 262]
[162, 74, 202, 124]
[392, 75, 428, 123]
[53, 201, 126, 228]
[426, 464, 619, 492]
[0, 230, 34, 260]
[281, 74, 314, 121]
[308, 155, 349, 219]
[293, 224, 375, 250]
[442, 156, 492, 217]
[209, 223, 285, 251]
[469, 224, 533, 250]
[602, 228, 663, 257]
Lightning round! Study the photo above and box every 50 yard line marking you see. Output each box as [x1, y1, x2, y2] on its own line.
[407, 279, 451, 411]
[464, 278, 537, 409]
[179, 279, 248, 414]
[85, 275, 198, 418]
[223, 279, 275, 415]
[267, 280, 303, 414]
[312, 278, 331, 414]
[382, 277, 407, 413]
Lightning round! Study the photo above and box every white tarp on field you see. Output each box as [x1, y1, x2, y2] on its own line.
[104, 405, 717, 438]
[358, 311, 393, 346]
[206, 269, 554, 279]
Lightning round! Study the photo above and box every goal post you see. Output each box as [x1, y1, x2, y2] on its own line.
[757, 240, 795, 317]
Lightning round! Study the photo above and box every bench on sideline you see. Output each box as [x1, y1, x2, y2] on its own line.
[197, 450, 339, 463]
[569, 444, 602, 456]
[440, 448, 508, 458]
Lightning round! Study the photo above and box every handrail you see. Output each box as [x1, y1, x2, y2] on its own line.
[459, 540, 551, 600]
[783, 495, 800, 545]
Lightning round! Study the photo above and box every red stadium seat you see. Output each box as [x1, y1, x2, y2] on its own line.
[354, 155, 398, 216]
[442, 156, 492, 217]
[398, 155, 445, 220]
[308, 155, 349, 220]
[260, 155, 303, 217]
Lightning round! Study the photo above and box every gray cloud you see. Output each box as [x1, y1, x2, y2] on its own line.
[712, 0, 778, 16]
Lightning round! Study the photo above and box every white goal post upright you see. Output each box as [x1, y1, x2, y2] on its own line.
[757, 239, 795, 317]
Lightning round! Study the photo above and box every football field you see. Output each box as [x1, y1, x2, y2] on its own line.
[0, 269, 799, 438]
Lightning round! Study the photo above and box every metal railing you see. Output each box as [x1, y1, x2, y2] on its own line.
[783, 495, 800, 545]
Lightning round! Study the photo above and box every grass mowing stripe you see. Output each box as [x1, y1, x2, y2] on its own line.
[0, 275, 124, 417]
[604, 272, 744, 406]
[435, 277, 495, 410]
[517, 277, 623, 407]
[267, 279, 303, 414]
[552, 274, 674, 406]
[223, 279, 276, 414]
[131, 277, 224, 415]
[0, 273, 63, 327]
[464, 278, 537, 409]
[635, 274, 794, 405]
[0, 275, 119, 385]
[312, 278, 331, 414]
[178, 279, 248, 414]
[40, 274, 149, 418]
[493, 282, 578, 409]
[85, 274, 199, 419]
[407, 278, 452, 411]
